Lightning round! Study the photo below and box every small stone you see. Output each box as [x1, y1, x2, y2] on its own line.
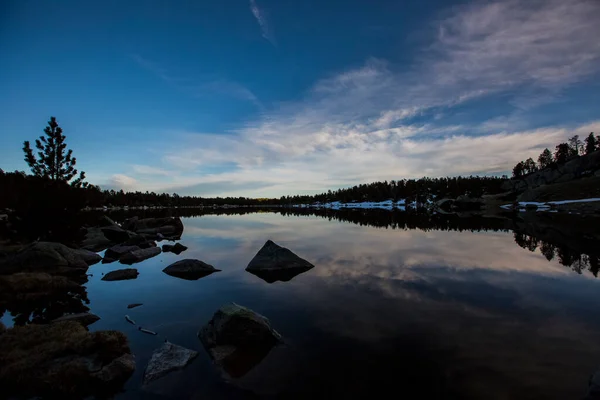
[143, 342, 198, 385]
[163, 259, 220, 280]
[127, 303, 143, 309]
[51, 312, 100, 327]
[102, 268, 139, 281]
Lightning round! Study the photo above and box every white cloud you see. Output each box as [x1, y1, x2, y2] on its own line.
[249, 0, 276, 46]
[107, 174, 138, 191]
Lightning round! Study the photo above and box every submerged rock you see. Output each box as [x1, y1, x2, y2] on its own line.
[102, 268, 139, 281]
[163, 259, 220, 280]
[199, 303, 281, 378]
[0, 321, 135, 398]
[245, 240, 314, 282]
[143, 342, 199, 385]
[119, 247, 161, 265]
[51, 312, 100, 327]
[127, 303, 143, 309]
[0, 242, 100, 276]
[162, 242, 188, 254]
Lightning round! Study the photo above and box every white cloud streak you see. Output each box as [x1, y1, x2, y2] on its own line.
[249, 0, 276, 46]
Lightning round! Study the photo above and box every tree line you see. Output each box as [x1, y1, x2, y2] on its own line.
[512, 132, 598, 178]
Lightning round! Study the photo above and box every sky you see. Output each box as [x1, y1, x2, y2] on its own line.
[1, 0, 600, 197]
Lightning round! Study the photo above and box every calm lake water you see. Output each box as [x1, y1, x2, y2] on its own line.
[4, 210, 600, 399]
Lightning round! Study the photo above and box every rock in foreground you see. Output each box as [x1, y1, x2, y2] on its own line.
[102, 268, 139, 281]
[245, 240, 314, 281]
[0, 321, 135, 398]
[199, 303, 281, 378]
[143, 342, 199, 385]
[163, 259, 220, 280]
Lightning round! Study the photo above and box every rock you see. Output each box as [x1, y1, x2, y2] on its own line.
[101, 226, 132, 243]
[104, 245, 141, 260]
[119, 247, 161, 265]
[102, 268, 139, 281]
[81, 227, 112, 252]
[0, 242, 98, 276]
[451, 195, 484, 211]
[245, 240, 314, 279]
[162, 242, 188, 254]
[163, 259, 220, 280]
[0, 321, 135, 398]
[199, 303, 281, 378]
[127, 303, 143, 309]
[137, 240, 157, 249]
[143, 342, 199, 385]
[122, 233, 149, 246]
[99, 215, 119, 227]
[435, 198, 454, 212]
[525, 203, 538, 210]
[51, 312, 100, 327]
[72, 249, 102, 266]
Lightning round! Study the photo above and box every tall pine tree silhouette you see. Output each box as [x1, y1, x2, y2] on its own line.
[22, 117, 87, 187]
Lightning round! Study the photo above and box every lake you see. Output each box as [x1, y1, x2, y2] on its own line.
[3, 209, 600, 399]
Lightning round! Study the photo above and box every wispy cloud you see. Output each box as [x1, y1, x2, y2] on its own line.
[132, 164, 173, 176]
[130, 54, 261, 107]
[249, 0, 276, 46]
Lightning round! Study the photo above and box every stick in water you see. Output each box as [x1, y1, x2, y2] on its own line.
[138, 327, 157, 335]
[125, 315, 136, 325]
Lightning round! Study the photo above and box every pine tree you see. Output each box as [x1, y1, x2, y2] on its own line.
[585, 132, 597, 154]
[554, 143, 571, 164]
[537, 148, 553, 169]
[23, 117, 87, 187]
[568, 135, 582, 156]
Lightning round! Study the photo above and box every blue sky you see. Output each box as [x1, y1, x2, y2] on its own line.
[1, 0, 599, 197]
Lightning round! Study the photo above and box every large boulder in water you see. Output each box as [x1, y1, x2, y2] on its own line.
[0, 242, 100, 276]
[163, 259, 220, 280]
[198, 303, 282, 378]
[119, 247, 161, 265]
[143, 342, 198, 385]
[245, 240, 314, 282]
[0, 321, 135, 398]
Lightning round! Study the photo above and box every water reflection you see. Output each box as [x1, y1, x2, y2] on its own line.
[2, 208, 600, 399]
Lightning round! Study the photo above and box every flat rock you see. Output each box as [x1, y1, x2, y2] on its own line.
[245, 240, 314, 277]
[162, 242, 188, 254]
[0, 242, 99, 276]
[102, 268, 139, 281]
[51, 312, 100, 326]
[163, 259, 220, 280]
[143, 342, 199, 385]
[0, 321, 135, 398]
[199, 303, 282, 378]
[119, 247, 161, 265]
[127, 303, 143, 309]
